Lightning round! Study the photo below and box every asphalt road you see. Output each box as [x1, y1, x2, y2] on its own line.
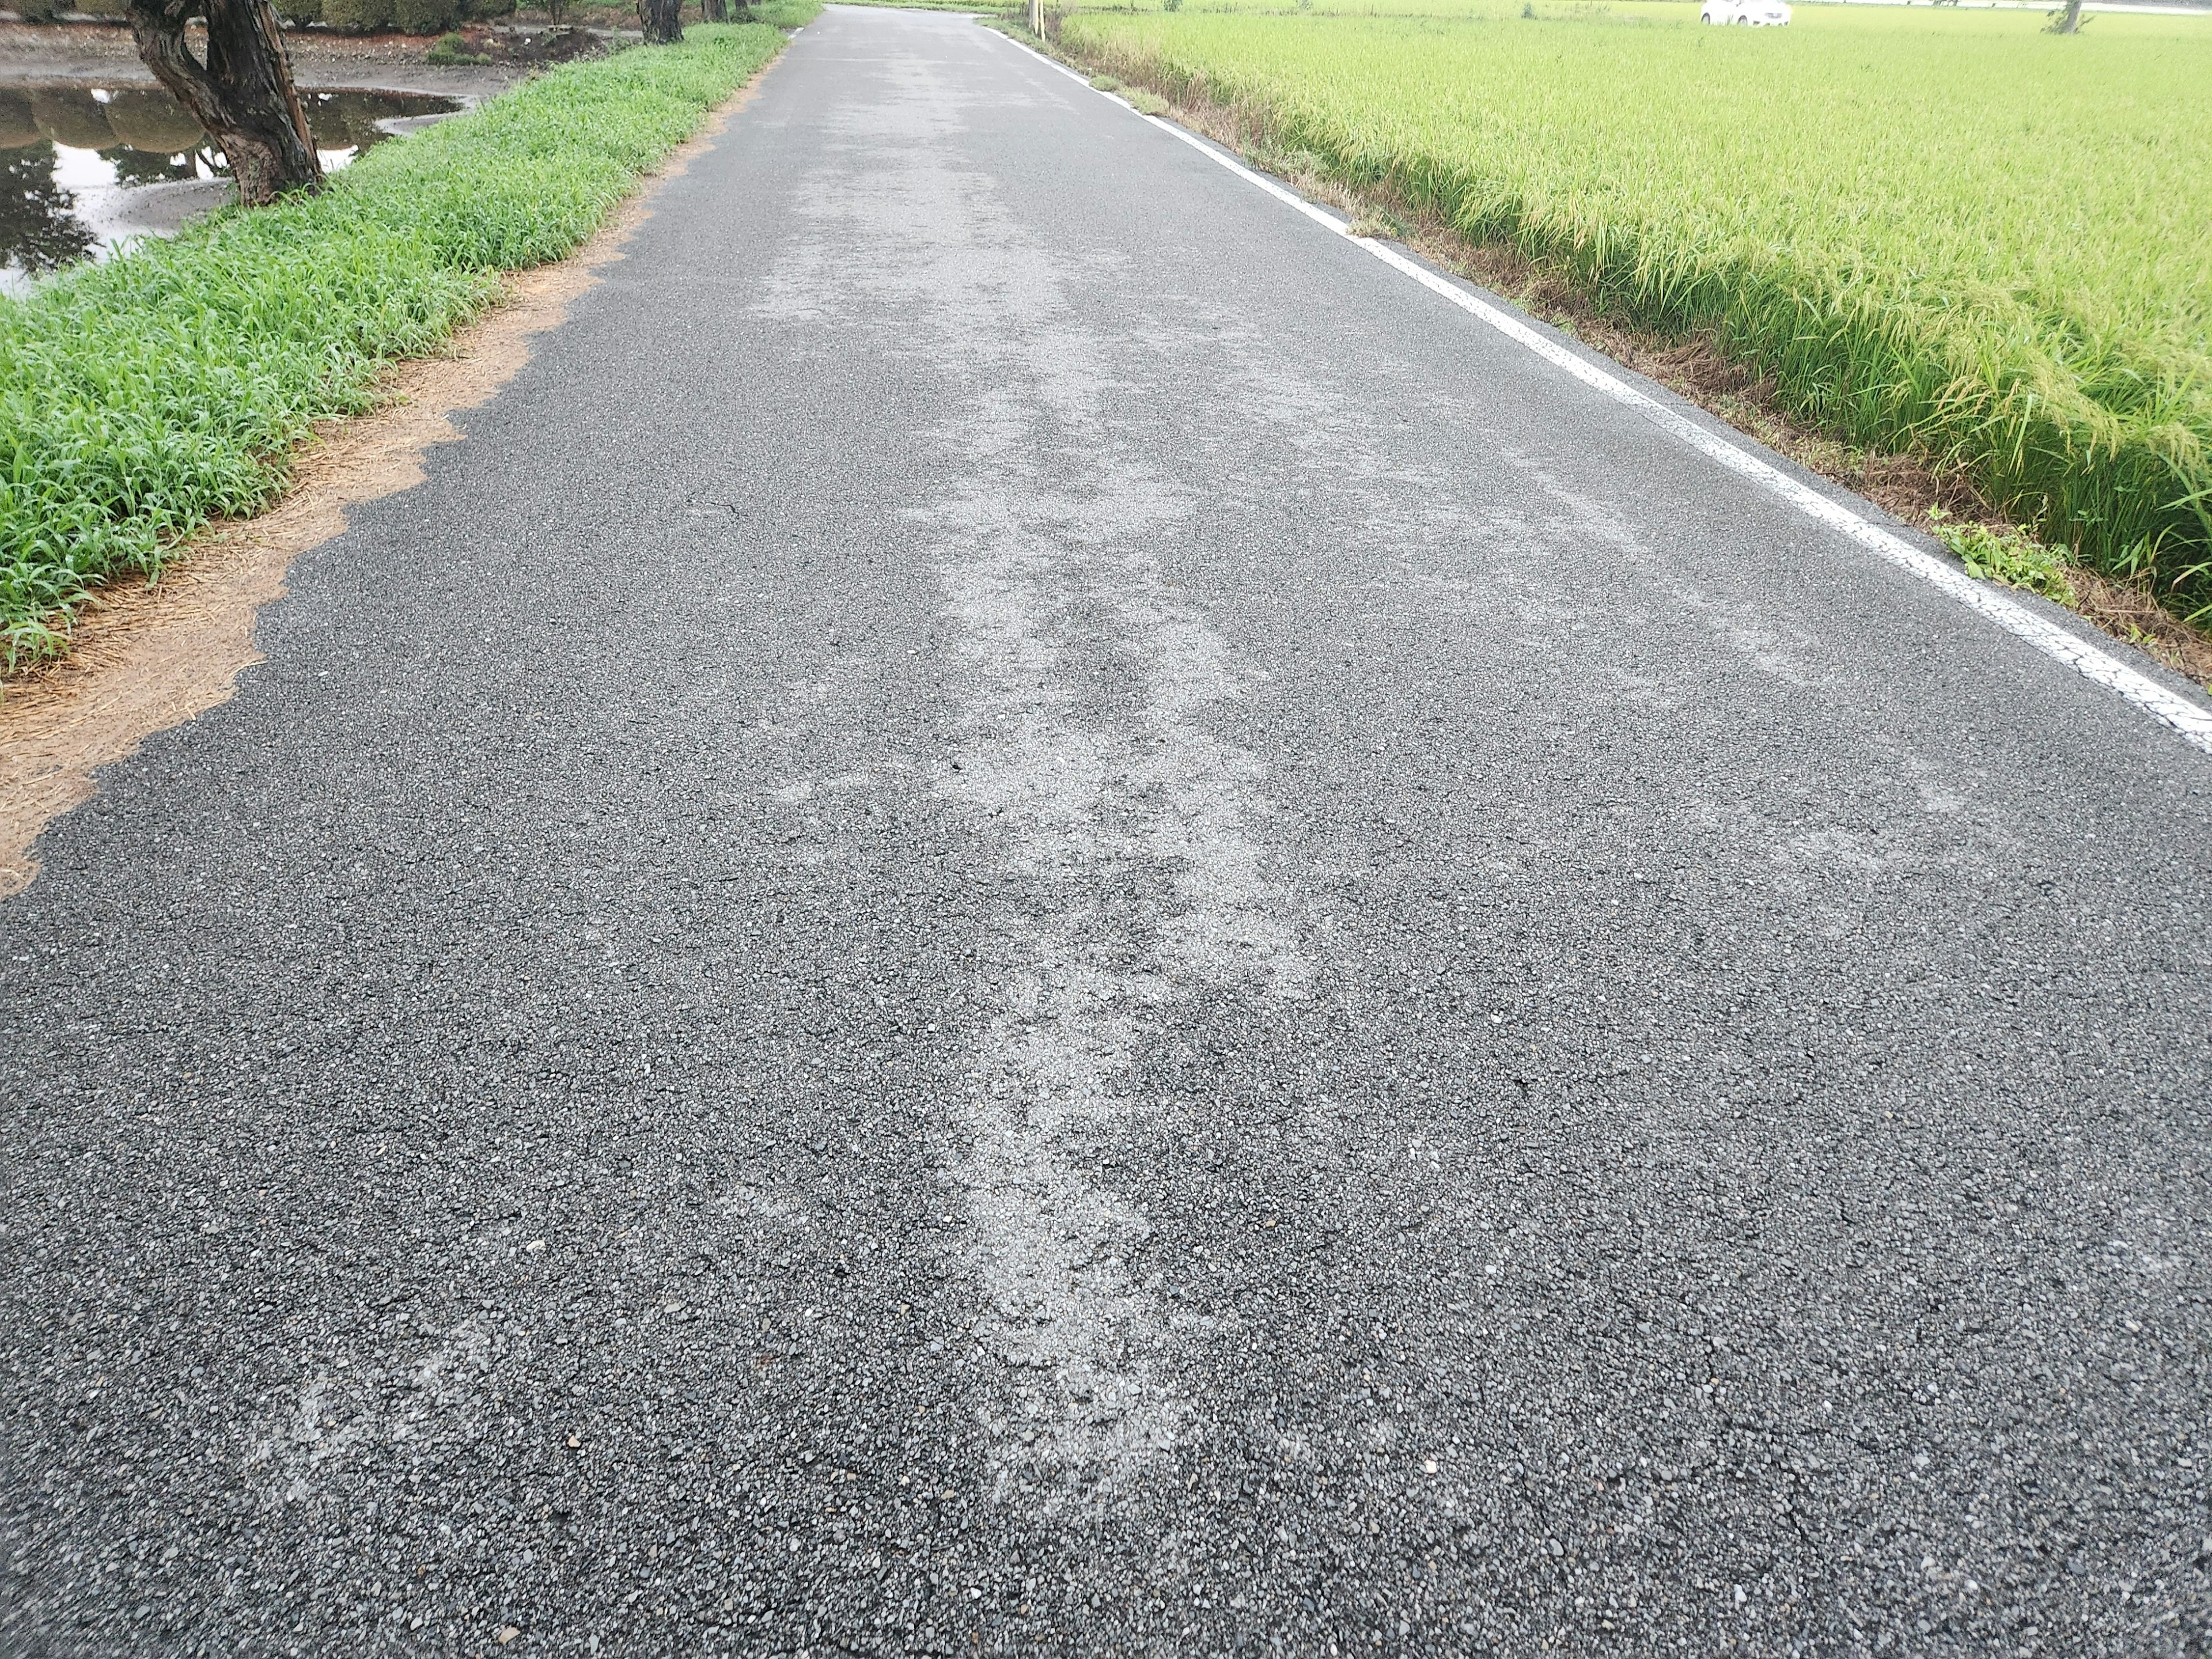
[5, 8, 2211, 1655]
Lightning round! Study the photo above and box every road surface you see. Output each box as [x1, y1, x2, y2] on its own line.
[4, 7, 2210, 1654]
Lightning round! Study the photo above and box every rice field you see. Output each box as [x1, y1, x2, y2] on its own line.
[1059, 2, 2212, 618]
[0, 9, 812, 665]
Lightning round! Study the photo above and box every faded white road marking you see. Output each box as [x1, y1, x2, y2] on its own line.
[1001, 32, 2212, 758]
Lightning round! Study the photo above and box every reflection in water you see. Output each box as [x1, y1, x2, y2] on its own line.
[1, 144, 96, 278]
[0, 83, 463, 298]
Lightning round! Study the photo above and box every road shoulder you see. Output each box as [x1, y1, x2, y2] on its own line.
[0, 75, 769, 900]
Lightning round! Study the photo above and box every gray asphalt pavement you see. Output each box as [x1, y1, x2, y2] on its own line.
[5, 7, 2210, 1654]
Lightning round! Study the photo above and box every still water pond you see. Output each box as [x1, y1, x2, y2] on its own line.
[1, 82, 461, 297]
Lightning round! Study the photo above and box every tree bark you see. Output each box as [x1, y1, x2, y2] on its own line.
[638, 0, 684, 41]
[128, 0, 321, 207]
[2051, 0, 2084, 29]
[701, 0, 729, 23]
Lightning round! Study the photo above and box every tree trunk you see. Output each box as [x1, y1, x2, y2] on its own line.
[2052, 0, 2084, 29]
[128, 0, 321, 207]
[701, 0, 729, 22]
[638, 0, 684, 41]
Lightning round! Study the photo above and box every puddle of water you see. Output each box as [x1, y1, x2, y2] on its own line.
[0, 83, 463, 298]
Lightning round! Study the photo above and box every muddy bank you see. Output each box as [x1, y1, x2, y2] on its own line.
[0, 20, 530, 99]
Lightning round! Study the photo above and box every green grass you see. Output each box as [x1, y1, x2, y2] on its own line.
[0, 6, 815, 666]
[1059, 2, 2212, 618]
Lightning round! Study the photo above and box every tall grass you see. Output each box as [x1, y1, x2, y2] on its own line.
[0, 10, 812, 665]
[1062, 4, 2212, 617]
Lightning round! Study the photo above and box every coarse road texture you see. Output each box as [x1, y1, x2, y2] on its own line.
[5, 7, 2211, 1656]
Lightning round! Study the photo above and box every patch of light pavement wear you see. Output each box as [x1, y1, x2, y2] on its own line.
[244, 1321, 492, 1507]
[940, 505, 1310, 1498]
[755, 24, 1311, 1498]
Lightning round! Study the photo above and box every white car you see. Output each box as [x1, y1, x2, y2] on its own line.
[1702, 0, 1790, 21]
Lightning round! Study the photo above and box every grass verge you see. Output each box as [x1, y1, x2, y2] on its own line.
[0, 5, 814, 668]
[1056, 6, 2212, 628]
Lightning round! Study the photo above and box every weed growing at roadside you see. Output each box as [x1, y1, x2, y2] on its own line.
[1929, 509, 2076, 605]
[1344, 207, 1408, 240]
[0, 12, 815, 666]
[426, 31, 493, 64]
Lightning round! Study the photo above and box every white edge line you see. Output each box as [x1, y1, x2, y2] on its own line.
[996, 28, 2212, 759]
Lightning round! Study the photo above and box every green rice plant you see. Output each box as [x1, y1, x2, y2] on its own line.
[1060, 3, 2212, 620]
[0, 15, 814, 666]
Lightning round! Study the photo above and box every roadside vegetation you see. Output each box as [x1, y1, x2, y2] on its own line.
[1056, 2, 2212, 628]
[0, 9, 810, 665]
